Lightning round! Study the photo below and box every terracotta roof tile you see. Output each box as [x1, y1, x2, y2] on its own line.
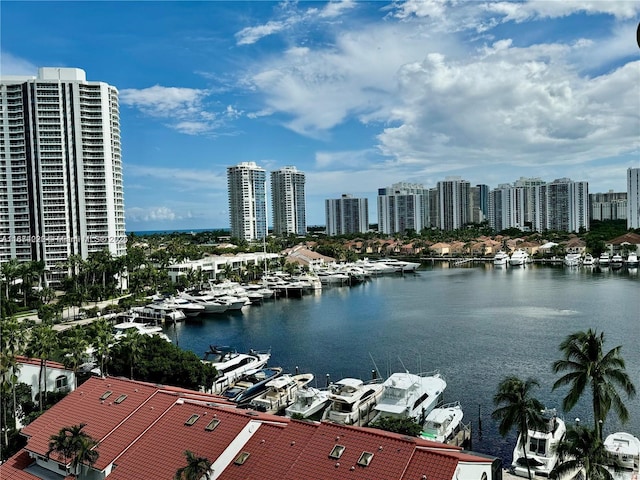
[401, 449, 459, 480]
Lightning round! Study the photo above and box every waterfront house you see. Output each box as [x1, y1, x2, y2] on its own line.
[430, 242, 451, 256]
[606, 232, 640, 255]
[13, 355, 76, 403]
[0, 376, 501, 480]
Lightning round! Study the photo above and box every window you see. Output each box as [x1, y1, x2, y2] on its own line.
[329, 445, 345, 459]
[55, 376, 68, 389]
[205, 419, 220, 431]
[100, 390, 113, 400]
[114, 394, 127, 404]
[185, 414, 200, 426]
[357, 452, 374, 467]
[234, 452, 250, 465]
[529, 438, 546, 455]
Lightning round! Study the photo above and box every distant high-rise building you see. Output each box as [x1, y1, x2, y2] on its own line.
[377, 182, 429, 234]
[325, 194, 369, 236]
[542, 178, 589, 232]
[471, 184, 489, 224]
[227, 162, 266, 241]
[628, 168, 640, 230]
[514, 177, 545, 229]
[270, 166, 306, 236]
[590, 191, 627, 222]
[0, 67, 125, 284]
[488, 183, 526, 231]
[437, 177, 471, 231]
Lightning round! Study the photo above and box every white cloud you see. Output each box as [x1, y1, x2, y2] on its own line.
[126, 206, 178, 222]
[485, 0, 640, 22]
[0, 51, 37, 76]
[236, 20, 289, 45]
[125, 164, 226, 191]
[319, 0, 357, 18]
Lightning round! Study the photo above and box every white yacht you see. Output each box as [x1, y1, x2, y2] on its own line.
[563, 253, 582, 267]
[250, 373, 314, 414]
[323, 378, 385, 426]
[626, 252, 639, 268]
[179, 291, 228, 314]
[604, 432, 640, 478]
[376, 259, 421, 273]
[510, 408, 566, 478]
[202, 346, 271, 394]
[420, 402, 466, 445]
[582, 253, 595, 266]
[370, 371, 446, 424]
[112, 321, 172, 343]
[509, 249, 530, 266]
[611, 254, 624, 270]
[284, 386, 331, 419]
[163, 296, 205, 318]
[599, 252, 611, 266]
[493, 251, 509, 266]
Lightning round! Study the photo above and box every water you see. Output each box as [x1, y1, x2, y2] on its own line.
[165, 263, 640, 462]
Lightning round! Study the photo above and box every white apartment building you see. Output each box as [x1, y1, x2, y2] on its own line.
[628, 167, 640, 230]
[488, 183, 526, 231]
[325, 194, 369, 236]
[227, 162, 267, 241]
[534, 178, 589, 232]
[437, 177, 471, 231]
[377, 182, 429, 235]
[590, 191, 627, 222]
[270, 166, 306, 236]
[0, 67, 125, 284]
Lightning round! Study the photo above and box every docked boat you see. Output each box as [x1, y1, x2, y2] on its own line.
[220, 367, 282, 404]
[250, 373, 314, 414]
[510, 408, 566, 478]
[163, 296, 205, 318]
[112, 321, 172, 343]
[134, 304, 187, 324]
[563, 253, 582, 267]
[420, 402, 466, 444]
[179, 291, 228, 314]
[509, 249, 530, 266]
[323, 378, 385, 426]
[493, 251, 509, 266]
[376, 258, 421, 273]
[626, 252, 639, 268]
[284, 386, 331, 419]
[370, 371, 446, 424]
[611, 254, 624, 270]
[604, 432, 640, 478]
[582, 253, 595, 266]
[202, 346, 271, 394]
[599, 252, 611, 266]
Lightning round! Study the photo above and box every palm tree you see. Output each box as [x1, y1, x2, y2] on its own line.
[120, 328, 142, 380]
[550, 424, 613, 480]
[62, 328, 89, 388]
[47, 423, 99, 479]
[92, 319, 114, 377]
[0, 317, 26, 438]
[492, 376, 547, 480]
[26, 323, 57, 411]
[552, 329, 636, 440]
[174, 450, 212, 480]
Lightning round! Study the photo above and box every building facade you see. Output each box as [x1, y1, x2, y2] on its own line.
[325, 194, 369, 236]
[590, 191, 627, 222]
[270, 166, 306, 236]
[377, 182, 429, 235]
[541, 178, 589, 232]
[227, 162, 267, 241]
[0, 67, 125, 284]
[628, 167, 640, 230]
[488, 183, 526, 231]
[437, 177, 471, 231]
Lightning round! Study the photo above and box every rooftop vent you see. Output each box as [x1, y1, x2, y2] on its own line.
[357, 451, 374, 467]
[185, 414, 200, 426]
[114, 394, 127, 404]
[234, 452, 250, 465]
[329, 445, 345, 459]
[205, 419, 220, 431]
[100, 390, 112, 401]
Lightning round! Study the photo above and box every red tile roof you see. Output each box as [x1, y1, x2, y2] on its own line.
[1, 376, 495, 480]
[16, 355, 68, 371]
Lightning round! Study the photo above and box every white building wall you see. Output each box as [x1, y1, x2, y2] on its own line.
[628, 168, 640, 229]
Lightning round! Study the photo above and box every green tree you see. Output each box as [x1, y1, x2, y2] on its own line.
[174, 450, 212, 480]
[91, 319, 114, 377]
[62, 328, 89, 388]
[552, 329, 636, 440]
[120, 328, 143, 380]
[47, 423, 99, 479]
[550, 424, 613, 480]
[0, 317, 26, 443]
[492, 376, 546, 480]
[368, 416, 422, 436]
[26, 323, 57, 411]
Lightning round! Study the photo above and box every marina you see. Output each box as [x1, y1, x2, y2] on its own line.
[165, 261, 640, 463]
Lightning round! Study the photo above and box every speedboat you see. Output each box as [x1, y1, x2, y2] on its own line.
[610, 254, 624, 270]
[509, 249, 530, 266]
[250, 373, 314, 414]
[626, 252, 639, 268]
[202, 346, 271, 394]
[582, 253, 595, 266]
[284, 386, 331, 419]
[420, 401, 465, 444]
[323, 377, 385, 426]
[493, 251, 509, 266]
[599, 252, 611, 266]
[604, 432, 640, 477]
[220, 367, 282, 404]
[370, 371, 446, 424]
[563, 253, 582, 267]
[510, 408, 566, 478]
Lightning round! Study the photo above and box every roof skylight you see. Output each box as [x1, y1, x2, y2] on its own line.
[114, 394, 127, 404]
[100, 390, 113, 401]
[185, 414, 200, 426]
[205, 419, 220, 431]
[234, 452, 250, 465]
[357, 451, 374, 467]
[329, 445, 345, 459]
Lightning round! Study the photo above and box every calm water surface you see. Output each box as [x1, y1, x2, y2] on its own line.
[166, 263, 640, 462]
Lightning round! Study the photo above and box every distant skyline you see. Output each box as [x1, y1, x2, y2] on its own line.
[2, 1, 639, 231]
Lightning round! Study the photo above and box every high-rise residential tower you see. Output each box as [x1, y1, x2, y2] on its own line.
[377, 182, 429, 235]
[437, 177, 471, 231]
[628, 168, 640, 230]
[270, 166, 306, 236]
[0, 67, 125, 284]
[541, 178, 589, 232]
[325, 194, 369, 236]
[227, 162, 267, 241]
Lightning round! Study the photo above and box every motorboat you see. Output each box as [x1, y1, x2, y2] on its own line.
[599, 252, 611, 266]
[370, 371, 446, 424]
[604, 432, 640, 477]
[112, 321, 172, 343]
[220, 367, 282, 404]
[563, 253, 582, 267]
[510, 408, 566, 478]
[250, 373, 314, 414]
[509, 249, 530, 266]
[162, 296, 205, 318]
[420, 402, 466, 444]
[179, 291, 228, 314]
[493, 251, 509, 266]
[323, 377, 385, 426]
[284, 386, 331, 419]
[611, 254, 624, 270]
[375, 258, 421, 273]
[202, 346, 271, 394]
[134, 304, 187, 324]
[211, 295, 247, 311]
[626, 252, 639, 268]
[582, 253, 595, 266]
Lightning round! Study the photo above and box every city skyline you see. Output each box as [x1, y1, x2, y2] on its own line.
[2, 1, 639, 231]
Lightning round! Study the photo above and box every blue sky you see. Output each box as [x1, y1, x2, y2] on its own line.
[2, 1, 639, 231]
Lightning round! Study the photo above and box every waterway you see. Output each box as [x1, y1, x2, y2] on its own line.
[165, 263, 640, 462]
